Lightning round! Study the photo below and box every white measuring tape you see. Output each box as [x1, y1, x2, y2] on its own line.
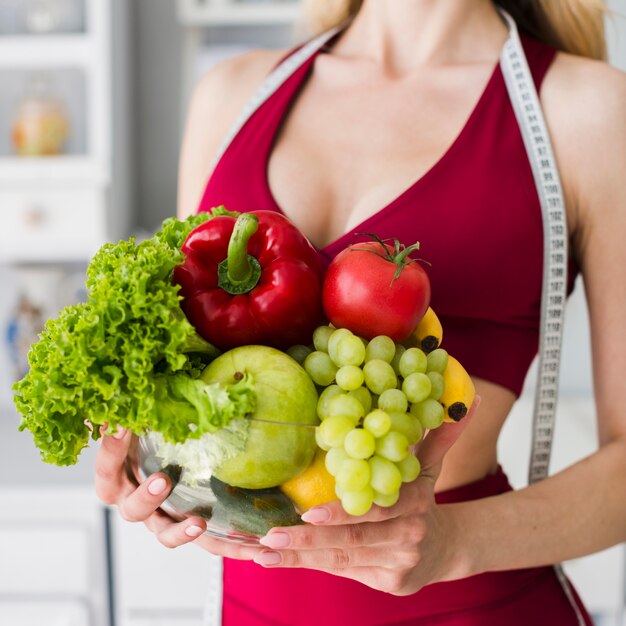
[500, 12, 585, 626]
[202, 11, 582, 626]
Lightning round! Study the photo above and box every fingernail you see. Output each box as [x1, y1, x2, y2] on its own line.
[185, 525, 203, 538]
[148, 477, 167, 495]
[301, 507, 330, 524]
[259, 532, 290, 548]
[255, 551, 281, 566]
[113, 426, 127, 439]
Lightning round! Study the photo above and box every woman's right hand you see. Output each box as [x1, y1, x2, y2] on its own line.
[94, 427, 262, 559]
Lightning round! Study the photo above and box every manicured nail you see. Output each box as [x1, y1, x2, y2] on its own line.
[148, 477, 167, 495]
[259, 532, 290, 548]
[256, 551, 281, 566]
[301, 507, 330, 524]
[113, 426, 127, 439]
[185, 525, 203, 538]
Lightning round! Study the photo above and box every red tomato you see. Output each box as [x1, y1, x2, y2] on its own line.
[322, 240, 431, 342]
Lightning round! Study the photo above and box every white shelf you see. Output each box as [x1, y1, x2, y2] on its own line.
[177, 0, 299, 25]
[0, 155, 108, 185]
[0, 34, 93, 68]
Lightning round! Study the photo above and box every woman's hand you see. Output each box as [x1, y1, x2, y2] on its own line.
[94, 426, 263, 560]
[253, 399, 480, 595]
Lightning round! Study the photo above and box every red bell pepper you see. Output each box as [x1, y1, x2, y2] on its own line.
[174, 210, 324, 350]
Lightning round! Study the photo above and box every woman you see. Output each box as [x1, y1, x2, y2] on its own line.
[96, 1, 626, 624]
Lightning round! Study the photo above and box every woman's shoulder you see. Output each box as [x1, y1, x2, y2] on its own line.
[540, 52, 626, 226]
[178, 48, 289, 218]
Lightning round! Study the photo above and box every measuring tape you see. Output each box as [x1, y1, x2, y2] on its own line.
[500, 12, 585, 626]
[202, 11, 581, 626]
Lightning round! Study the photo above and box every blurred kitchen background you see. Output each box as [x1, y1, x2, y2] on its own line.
[0, 1, 624, 625]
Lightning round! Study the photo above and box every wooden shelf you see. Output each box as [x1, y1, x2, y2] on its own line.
[0, 34, 93, 68]
[0, 155, 108, 185]
[177, 0, 300, 25]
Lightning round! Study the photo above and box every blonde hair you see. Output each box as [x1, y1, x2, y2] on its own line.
[302, 0, 607, 60]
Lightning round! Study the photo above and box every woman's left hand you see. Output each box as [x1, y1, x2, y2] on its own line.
[253, 400, 479, 595]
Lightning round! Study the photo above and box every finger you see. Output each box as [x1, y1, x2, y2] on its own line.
[417, 395, 481, 482]
[321, 566, 410, 595]
[296, 497, 403, 528]
[144, 512, 261, 559]
[253, 544, 411, 570]
[153, 515, 208, 548]
[94, 428, 134, 504]
[260, 515, 422, 551]
[117, 471, 173, 523]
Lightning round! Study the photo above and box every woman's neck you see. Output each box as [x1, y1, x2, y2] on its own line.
[334, 0, 508, 75]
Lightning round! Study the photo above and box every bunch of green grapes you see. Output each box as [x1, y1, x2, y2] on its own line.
[288, 325, 449, 516]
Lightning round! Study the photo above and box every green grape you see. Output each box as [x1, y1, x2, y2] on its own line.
[287, 344, 312, 364]
[317, 384, 344, 421]
[365, 335, 396, 363]
[369, 455, 403, 495]
[325, 446, 350, 476]
[336, 365, 365, 391]
[390, 344, 406, 376]
[402, 372, 432, 403]
[315, 428, 331, 451]
[373, 489, 400, 508]
[363, 359, 397, 395]
[363, 409, 391, 438]
[348, 386, 372, 415]
[378, 388, 408, 414]
[389, 412, 423, 445]
[399, 347, 428, 378]
[375, 431, 410, 462]
[335, 458, 370, 491]
[327, 328, 353, 364]
[410, 399, 445, 430]
[397, 454, 421, 483]
[304, 351, 338, 387]
[328, 394, 365, 423]
[334, 334, 366, 367]
[341, 486, 374, 516]
[313, 325, 334, 352]
[317, 415, 354, 448]
[427, 371, 444, 400]
[343, 428, 376, 459]
[426, 348, 449, 374]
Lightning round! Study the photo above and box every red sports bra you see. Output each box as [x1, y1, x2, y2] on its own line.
[196, 33, 578, 397]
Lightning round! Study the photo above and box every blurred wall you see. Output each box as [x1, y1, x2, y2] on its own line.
[132, 0, 182, 232]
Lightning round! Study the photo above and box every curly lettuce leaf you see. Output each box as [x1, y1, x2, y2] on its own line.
[13, 213, 256, 466]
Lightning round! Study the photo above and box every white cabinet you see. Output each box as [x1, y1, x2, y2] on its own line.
[0, 0, 131, 263]
[110, 513, 212, 626]
[0, 488, 111, 626]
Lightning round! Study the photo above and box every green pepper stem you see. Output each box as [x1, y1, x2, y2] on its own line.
[218, 213, 263, 295]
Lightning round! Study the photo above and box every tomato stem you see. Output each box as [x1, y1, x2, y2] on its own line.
[353, 233, 427, 284]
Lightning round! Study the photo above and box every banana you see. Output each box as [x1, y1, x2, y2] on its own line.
[440, 355, 475, 422]
[414, 307, 443, 353]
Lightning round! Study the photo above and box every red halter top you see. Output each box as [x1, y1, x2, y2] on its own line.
[197, 34, 577, 398]
[195, 32, 588, 626]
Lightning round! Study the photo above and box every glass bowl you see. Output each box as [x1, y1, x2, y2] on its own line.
[135, 418, 318, 545]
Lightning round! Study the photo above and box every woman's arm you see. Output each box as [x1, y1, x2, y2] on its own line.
[94, 49, 284, 551]
[447, 53, 626, 577]
[177, 49, 285, 219]
[252, 55, 626, 594]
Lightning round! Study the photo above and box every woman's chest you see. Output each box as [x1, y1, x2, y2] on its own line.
[267, 63, 497, 249]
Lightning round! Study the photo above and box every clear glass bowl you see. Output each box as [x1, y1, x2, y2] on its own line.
[135, 419, 318, 545]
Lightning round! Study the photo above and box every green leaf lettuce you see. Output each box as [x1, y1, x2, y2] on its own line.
[13, 213, 256, 466]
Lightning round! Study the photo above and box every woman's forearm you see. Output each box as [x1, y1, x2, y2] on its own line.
[445, 435, 626, 578]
